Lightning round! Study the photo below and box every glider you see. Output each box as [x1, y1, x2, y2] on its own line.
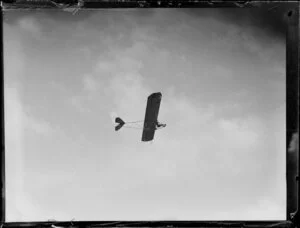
[115, 92, 166, 142]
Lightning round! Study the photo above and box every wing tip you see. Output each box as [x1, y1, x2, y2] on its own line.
[148, 92, 162, 99]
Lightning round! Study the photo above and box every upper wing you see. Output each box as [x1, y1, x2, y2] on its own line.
[141, 92, 162, 141]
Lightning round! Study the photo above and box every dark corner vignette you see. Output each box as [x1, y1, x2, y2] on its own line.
[0, 1, 299, 228]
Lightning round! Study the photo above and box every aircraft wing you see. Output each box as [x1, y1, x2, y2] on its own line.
[141, 92, 162, 142]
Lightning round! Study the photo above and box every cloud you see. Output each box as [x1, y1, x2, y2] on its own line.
[101, 64, 285, 219]
[3, 32, 25, 83]
[95, 60, 116, 75]
[4, 86, 42, 221]
[65, 15, 285, 219]
[69, 41, 147, 115]
[83, 74, 97, 92]
[218, 118, 260, 150]
[17, 17, 42, 38]
[25, 114, 54, 135]
[5, 84, 70, 222]
[4, 9, 286, 220]
[4, 25, 54, 220]
[95, 49, 264, 191]
[68, 74, 98, 113]
[6, 86, 55, 136]
[69, 95, 90, 114]
[4, 39, 56, 220]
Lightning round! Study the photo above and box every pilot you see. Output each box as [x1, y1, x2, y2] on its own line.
[156, 122, 167, 129]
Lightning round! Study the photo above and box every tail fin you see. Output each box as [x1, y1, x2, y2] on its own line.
[115, 117, 125, 131]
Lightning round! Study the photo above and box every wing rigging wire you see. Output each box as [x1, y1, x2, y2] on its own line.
[124, 120, 144, 123]
[118, 120, 159, 130]
[123, 126, 143, 129]
[122, 120, 144, 128]
[123, 120, 159, 128]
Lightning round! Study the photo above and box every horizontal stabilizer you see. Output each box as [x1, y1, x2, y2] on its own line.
[115, 117, 125, 131]
[115, 117, 125, 125]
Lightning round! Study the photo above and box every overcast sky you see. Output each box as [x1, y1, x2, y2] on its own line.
[4, 8, 285, 221]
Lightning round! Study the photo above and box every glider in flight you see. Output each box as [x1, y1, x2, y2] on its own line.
[115, 92, 166, 142]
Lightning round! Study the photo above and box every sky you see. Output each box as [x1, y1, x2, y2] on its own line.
[4, 8, 286, 221]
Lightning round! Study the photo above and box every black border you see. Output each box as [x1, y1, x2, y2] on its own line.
[286, 1, 299, 226]
[1, 0, 5, 224]
[1, 1, 299, 227]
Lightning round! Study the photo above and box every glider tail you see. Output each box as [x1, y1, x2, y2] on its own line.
[115, 117, 125, 131]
